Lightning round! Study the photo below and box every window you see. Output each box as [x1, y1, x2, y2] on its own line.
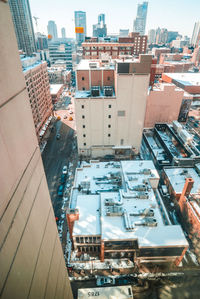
[108, 115, 111, 118]
[83, 134, 86, 137]
[84, 143, 86, 146]
[107, 77, 110, 81]
[82, 77, 84, 81]
[83, 125, 85, 128]
[118, 110, 125, 116]
[108, 134, 111, 137]
[82, 87, 85, 90]
[108, 124, 111, 128]
[81, 105, 84, 109]
[120, 139, 124, 145]
[82, 115, 85, 119]
[108, 104, 111, 108]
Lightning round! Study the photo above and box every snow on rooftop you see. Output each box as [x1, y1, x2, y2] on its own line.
[73, 195, 100, 236]
[164, 73, 200, 86]
[50, 84, 63, 95]
[164, 167, 200, 195]
[70, 161, 188, 248]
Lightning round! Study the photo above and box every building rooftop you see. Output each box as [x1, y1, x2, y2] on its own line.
[164, 166, 200, 196]
[76, 59, 115, 71]
[50, 84, 63, 95]
[164, 73, 200, 87]
[71, 160, 188, 248]
[20, 56, 43, 72]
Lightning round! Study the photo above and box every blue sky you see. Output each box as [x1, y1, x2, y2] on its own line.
[29, 0, 200, 38]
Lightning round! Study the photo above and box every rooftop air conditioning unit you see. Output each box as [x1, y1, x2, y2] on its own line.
[104, 86, 113, 97]
[89, 62, 98, 68]
[91, 86, 100, 97]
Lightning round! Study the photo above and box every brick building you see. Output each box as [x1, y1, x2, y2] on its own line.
[21, 56, 53, 140]
[82, 33, 147, 59]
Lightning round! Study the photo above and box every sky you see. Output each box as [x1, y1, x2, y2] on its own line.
[29, 0, 200, 38]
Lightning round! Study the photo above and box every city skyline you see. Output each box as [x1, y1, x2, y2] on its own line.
[29, 0, 200, 38]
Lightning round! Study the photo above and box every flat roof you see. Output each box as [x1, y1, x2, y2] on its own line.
[50, 84, 63, 95]
[77, 59, 115, 71]
[164, 167, 200, 195]
[164, 73, 200, 86]
[71, 161, 188, 248]
[78, 285, 133, 299]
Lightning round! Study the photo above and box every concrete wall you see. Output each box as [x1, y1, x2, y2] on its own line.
[0, 2, 73, 298]
[144, 84, 184, 128]
[75, 71, 150, 157]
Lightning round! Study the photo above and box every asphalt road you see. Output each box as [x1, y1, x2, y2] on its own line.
[42, 119, 74, 212]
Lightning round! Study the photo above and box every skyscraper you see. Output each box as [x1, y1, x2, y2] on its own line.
[98, 13, 105, 25]
[93, 13, 107, 38]
[61, 27, 66, 38]
[148, 29, 156, 43]
[47, 20, 58, 40]
[0, 2, 73, 298]
[133, 1, 148, 35]
[74, 11, 87, 45]
[8, 0, 36, 56]
[191, 22, 200, 47]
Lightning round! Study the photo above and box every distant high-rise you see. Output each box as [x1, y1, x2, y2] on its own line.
[119, 29, 129, 37]
[133, 1, 148, 35]
[191, 22, 200, 47]
[148, 29, 156, 43]
[74, 11, 87, 45]
[61, 27, 66, 38]
[93, 13, 107, 38]
[47, 20, 58, 40]
[98, 14, 105, 25]
[8, 0, 36, 56]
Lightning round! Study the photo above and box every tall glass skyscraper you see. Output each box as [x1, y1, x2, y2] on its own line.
[133, 1, 148, 35]
[191, 22, 200, 47]
[47, 20, 58, 40]
[8, 0, 36, 56]
[74, 11, 87, 45]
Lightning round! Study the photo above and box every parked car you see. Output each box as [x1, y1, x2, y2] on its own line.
[60, 174, 66, 184]
[57, 185, 64, 196]
[56, 134, 61, 140]
[69, 111, 73, 114]
[96, 276, 115, 286]
[62, 165, 67, 174]
[63, 115, 67, 119]
[104, 154, 115, 160]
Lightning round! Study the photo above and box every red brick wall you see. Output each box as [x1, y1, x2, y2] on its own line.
[77, 70, 90, 90]
[103, 70, 114, 86]
[91, 70, 102, 87]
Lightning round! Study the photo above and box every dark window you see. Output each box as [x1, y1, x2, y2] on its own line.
[82, 115, 85, 119]
[84, 143, 86, 146]
[81, 105, 84, 109]
[108, 104, 111, 108]
[107, 76, 110, 81]
[82, 87, 85, 90]
[108, 115, 111, 118]
[82, 77, 85, 80]
[83, 125, 85, 128]
[83, 134, 86, 137]
[108, 134, 111, 137]
[108, 124, 111, 128]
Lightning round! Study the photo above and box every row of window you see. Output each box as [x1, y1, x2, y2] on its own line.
[81, 77, 111, 81]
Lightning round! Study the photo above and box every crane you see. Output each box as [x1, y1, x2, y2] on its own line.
[33, 16, 40, 31]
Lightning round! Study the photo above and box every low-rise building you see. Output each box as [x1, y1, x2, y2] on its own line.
[75, 55, 152, 157]
[67, 160, 188, 266]
[144, 83, 192, 128]
[163, 165, 200, 238]
[143, 122, 200, 169]
[162, 73, 200, 105]
[21, 56, 53, 140]
[50, 84, 64, 103]
[82, 33, 147, 59]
